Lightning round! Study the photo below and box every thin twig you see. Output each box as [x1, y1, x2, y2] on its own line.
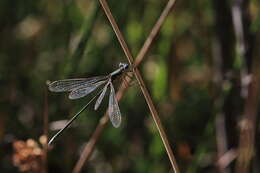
[135, 0, 177, 67]
[217, 149, 238, 169]
[231, 0, 256, 172]
[235, 77, 258, 173]
[42, 88, 49, 173]
[212, 39, 231, 173]
[72, 114, 109, 173]
[231, 0, 248, 98]
[73, 0, 178, 172]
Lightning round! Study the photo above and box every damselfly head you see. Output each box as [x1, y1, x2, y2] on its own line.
[119, 62, 129, 71]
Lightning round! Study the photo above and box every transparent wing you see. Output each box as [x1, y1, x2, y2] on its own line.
[69, 80, 107, 99]
[94, 82, 109, 110]
[48, 76, 108, 92]
[108, 82, 121, 128]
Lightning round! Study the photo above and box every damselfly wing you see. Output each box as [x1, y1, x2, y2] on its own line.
[47, 63, 129, 145]
[108, 82, 121, 128]
[69, 80, 107, 99]
[94, 82, 109, 110]
[48, 76, 108, 92]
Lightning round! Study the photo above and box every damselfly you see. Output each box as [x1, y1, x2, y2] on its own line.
[47, 63, 129, 145]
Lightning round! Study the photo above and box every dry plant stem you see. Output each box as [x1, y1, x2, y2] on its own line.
[231, 0, 248, 97]
[216, 113, 229, 173]
[212, 40, 230, 173]
[99, 0, 179, 172]
[217, 149, 238, 169]
[231, 0, 256, 172]
[235, 79, 258, 173]
[73, 115, 109, 173]
[42, 89, 49, 173]
[135, 0, 177, 67]
[73, 0, 178, 172]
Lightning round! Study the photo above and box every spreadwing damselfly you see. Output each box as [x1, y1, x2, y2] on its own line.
[47, 63, 129, 145]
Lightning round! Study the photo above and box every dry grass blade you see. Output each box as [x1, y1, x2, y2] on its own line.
[231, 1, 257, 172]
[42, 88, 49, 173]
[73, 0, 178, 172]
[135, 0, 177, 67]
[235, 78, 258, 173]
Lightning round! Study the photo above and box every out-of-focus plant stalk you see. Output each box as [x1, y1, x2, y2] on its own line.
[42, 88, 49, 173]
[231, 0, 256, 172]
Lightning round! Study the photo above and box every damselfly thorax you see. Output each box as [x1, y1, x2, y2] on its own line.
[47, 62, 129, 145]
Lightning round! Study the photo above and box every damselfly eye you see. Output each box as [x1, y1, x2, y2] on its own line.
[123, 64, 129, 70]
[119, 63, 129, 70]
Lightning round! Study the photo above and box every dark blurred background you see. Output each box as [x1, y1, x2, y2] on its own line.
[0, 0, 260, 172]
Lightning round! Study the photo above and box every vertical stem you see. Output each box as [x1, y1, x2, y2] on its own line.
[231, 0, 256, 172]
[212, 0, 235, 171]
[212, 39, 231, 173]
[42, 88, 49, 173]
[235, 78, 258, 173]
